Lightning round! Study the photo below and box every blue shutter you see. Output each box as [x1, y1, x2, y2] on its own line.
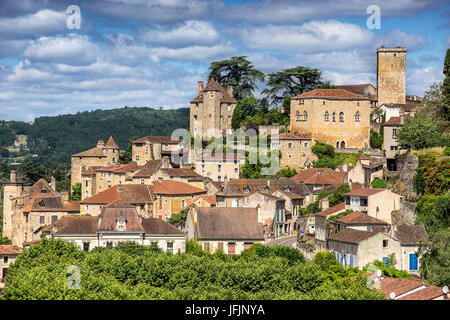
[350, 255, 354, 267]
[344, 254, 347, 267]
[382, 257, 388, 266]
[337, 253, 340, 263]
[409, 253, 418, 271]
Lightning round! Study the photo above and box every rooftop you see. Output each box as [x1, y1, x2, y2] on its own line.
[345, 188, 386, 197]
[337, 211, 388, 225]
[292, 89, 369, 100]
[327, 228, 379, 244]
[81, 184, 153, 205]
[316, 203, 346, 217]
[153, 180, 206, 195]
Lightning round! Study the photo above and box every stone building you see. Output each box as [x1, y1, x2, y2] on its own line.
[0, 245, 22, 287]
[71, 137, 120, 187]
[334, 84, 378, 106]
[314, 203, 347, 251]
[377, 46, 407, 107]
[190, 78, 236, 138]
[44, 200, 186, 253]
[290, 89, 372, 149]
[2, 171, 80, 247]
[193, 153, 245, 182]
[270, 132, 316, 172]
[131, 136, 185, 166]
[186, 207, 265, 254]
[383, 114, 413, 170]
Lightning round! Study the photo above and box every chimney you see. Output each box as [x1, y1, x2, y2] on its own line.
[10, 170, 16, 183]
[51, 176, 56, 191]
[62, 191, 69, 203]
[97, 140, 105, 149]
[320, 197, 329, 210]
[197, 81, 204, 95]
[227, 85, 233, 97]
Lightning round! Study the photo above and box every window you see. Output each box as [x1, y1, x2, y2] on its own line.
[303, 111, 308, 121]
[140, 179, 145, 185]
[339, 112, 344, 122]
[345, 196, 350, 205]
[39, 215, 45, 225]
[51, 215, 58, 223]
[288, 143, 292, 149]
[324, 111, 329, 122]
[85, 180, 88, 187]
[145, 146, 148, 154]
[409, 253, 418, 271]
[366, 226, 372, 231]
[218, 164, 222, 173]
[167, 242, 173, 253]
[332, 112, 336, 122]
[218, 242, 223, 251]
[106, 242, 113, 248]
[4, 256, 8, 264]
[355, 111, 360, 122]
[83, 242, 90, 252]
[392, 128, 398, 138]
[383, 240, 389, 248]
[234, 167, 238, 173]
[322, 100, 326, 105]
[201, 164, 205, 172]
[227, 104, 231, 112]
[349, 255, 354, 267]
[304, 142, 308, 148]
[299, 99, 304, 104]
[136, 155, 140, 161]
[296, 111, 300, 121]
[227, 242, 236, 255]
[244, 243, 252, 250]
[218, 176, 221, 182]
[382, 257, 389, 266]
[203, 242, 209, 251]
[227, 116, 231, 124]
[181, 199, 186, 209]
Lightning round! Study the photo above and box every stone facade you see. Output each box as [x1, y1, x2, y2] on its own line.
[0, 245, 22, 286]
[131, 136, 183, 166]
[194, 153, 245, 182]
[190, 79, 236, 138]
[290, 89, 372, 149]
[271, 133, 317, 172]
[377, 47, 407, 107]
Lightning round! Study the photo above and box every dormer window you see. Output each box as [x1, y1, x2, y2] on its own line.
[264, 186, 270, 192]
[38, 200, 45, 208]
[41, 189, 47, 194]
[116, 216, 127, 231]
[244, 186, 250, 193]
[284, 186, 291, 192]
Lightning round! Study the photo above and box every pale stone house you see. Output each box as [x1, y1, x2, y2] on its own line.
[314, 203, 347, 251]
[377, 103, 416, 123]
[270, 132, 316, 172]
[44, 200, 185, 253]
[383, 114, 413, 171]
[291, 168, 346, 200]
[191, 195, 216, 208]
[0, 245, 22, 287]
[131, 135, 186, 166]
[71, 137, 120, 187]
[2, 172, 81, 247]
[335, 211, 389, 233]
[272, 190, 305, 232]
[341, 154, 384, 188]
[186, 207, 265, 255]
[290, 89, 372, 149]
[193, 153, 245, 182]
[344, 188, 402, 224]
[393, 224, 428, 273]
[190, 78, 236, 138]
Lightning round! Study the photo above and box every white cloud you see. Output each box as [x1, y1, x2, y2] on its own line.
[23, 34, 99, 65]
[239, 20, 374, 53]
[407, 66, 444, 96]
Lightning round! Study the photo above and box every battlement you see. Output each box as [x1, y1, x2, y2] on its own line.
[377, 46, 407, 53]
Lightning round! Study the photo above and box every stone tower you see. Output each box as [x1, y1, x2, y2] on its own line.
[190, 78, 236, 138]
[377, 46, 407, 106]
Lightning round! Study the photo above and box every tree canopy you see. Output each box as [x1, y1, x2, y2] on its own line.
[396, 113, 442, 150]
[208, 56, 265, 101]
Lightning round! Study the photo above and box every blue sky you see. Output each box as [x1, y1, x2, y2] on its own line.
[0, 0, 448, 121]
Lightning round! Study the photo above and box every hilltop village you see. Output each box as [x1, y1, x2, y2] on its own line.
[1, 46, 448, 300]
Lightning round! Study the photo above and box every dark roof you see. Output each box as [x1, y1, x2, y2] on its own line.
[395, 224, 428, 245]
[142, 217, 185, 235]
[160, 168, 202, 178]
[46, 216, 99, 235]
[28, 179, 56, 198]
[191, 78, 236, 103]
[98, 202, 144, 232]
[132, 160, 164, 178]
[362, 161, 384, 170]
[274, 190, 304, 200]
[104, 136, 119, 148]
[72, 147, 106, 157]
[193, 207, 264, 240]
[24, 196, 67, 213]
[384, 115, 413, 126]
[292, 89, 369, 100]
[334, 84, 377, 100]
[327, 228, 379, 244]
[81, 185, 153, 205]
[337, 211, 388, 225]
[217, 178, 308, 197]
[132, 136, 181, 144]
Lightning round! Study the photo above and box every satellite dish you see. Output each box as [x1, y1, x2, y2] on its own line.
[389, 292, 396, 300]
[443, 286, 449, 294]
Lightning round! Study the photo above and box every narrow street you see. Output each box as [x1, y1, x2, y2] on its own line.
[266, 235, 298, 248]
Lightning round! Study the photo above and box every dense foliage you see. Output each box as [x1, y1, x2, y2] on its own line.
[168, 209, 188, 228]
[413, 152, 450, 196]
[415, 192, 450, 235]
[397, 113, 442, 151]
[311, 142, 364, 169]
[371, 178, 387, 189]
[370, 129, 383, 149]
[1, 239, 386, 300]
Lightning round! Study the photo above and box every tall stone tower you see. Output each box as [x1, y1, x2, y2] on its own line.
[2, 170, 23, 240]
[377, 46, 407, 106]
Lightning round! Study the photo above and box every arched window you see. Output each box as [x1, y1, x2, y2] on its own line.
[336, 142, 339, 148]
[355, 111, 360, 122]
[296, 111, 300, 121]
[303, 111, 308, 121]
[341, 141, 345, 149]
[339, 112, 344, 122]
[332, 112, 336, 122]
[324, 111, 329, 122]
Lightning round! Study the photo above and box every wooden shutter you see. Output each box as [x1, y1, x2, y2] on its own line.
[227, 243, 235, 255]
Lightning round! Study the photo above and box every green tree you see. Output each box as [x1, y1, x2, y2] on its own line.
[71, 183, 81, 200]
[371, 178, 387, 189]
[312, 141, 335, 158]
[231, 96, 260, 130]
[168, 209, 189, 228]
[208, 56, 265, 100]
[396, 113, 442, 150]
[262, 66, 323, 106]
[328, 184, 351, 207]
[119, 136, 138, 164]
[370, 129, 383, 149]
[415, 192, 450, 234]
[442, 48, 450, 121]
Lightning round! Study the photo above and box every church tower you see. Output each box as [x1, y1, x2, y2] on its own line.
[376, 46, 407, 106]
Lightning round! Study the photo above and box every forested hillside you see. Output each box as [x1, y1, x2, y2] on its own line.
[0, 107, 189, 166]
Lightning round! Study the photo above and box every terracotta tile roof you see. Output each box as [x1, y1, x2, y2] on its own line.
[302, 171, 345, 185]
[98, 202, 144, 232]
[316, 203, 346, 217]
[81, 166, 103, 175]
[345, 188, 385, 197]
[0, 245, 22, 255]
[104, 136, 119, 148]
[191, 78, 236, 103]
[160, 168, 202, 178]
[96, 164, 130, 172]
[376, 277, 424, 299]
[334, 84, 377, 100]
[22, 239, 41, 247]
[132, 160, 164, 178]
[291, 168, 336, 183]
[65, 201, 81, 212]
[46, 216, 99, 235]
[28, 179, 56, 198]
[153, 180, 206, 195]
[395, 224, 428, 245]
[397, 284, 444, 300]
[327, 228, 379, 244]
[72, 147, 106, 157]
[274, 133, 312, 140]
[217, 178, 308, 197]
[193, 207, 264, 240]
[200, 195, 216, 205]
[351, 182, 363, 190]
[357, 154, 369, 160]
[382, 103, 417, 112]
[384, 115, 413, 125]
[142, 217, 185, 235]
[275, 190, 304, 200]
[292, 89, 369, 100]
[337, 211, 388, 225]
[132, 136, 181, 144]
[81, 185, 153, 205]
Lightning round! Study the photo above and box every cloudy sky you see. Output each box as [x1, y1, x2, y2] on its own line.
[0, 0, 448, 121]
